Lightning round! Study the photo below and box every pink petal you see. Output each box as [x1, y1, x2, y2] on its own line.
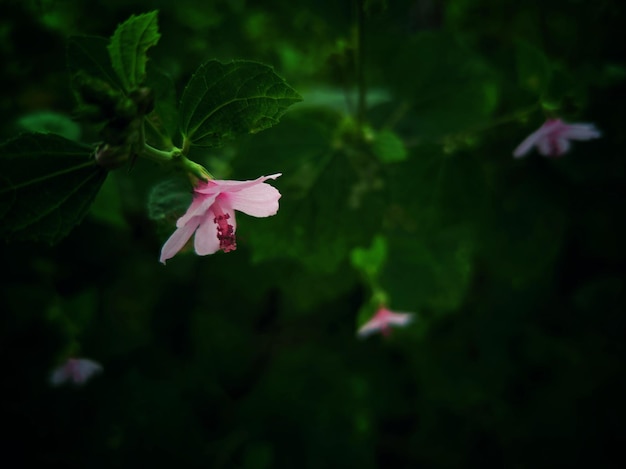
[357, 307, 415, 338]
[357, 317, 386, 338]
[514, 119, 601, 159]
[512, 120, 561, 158]
[194, 216, 221, 255]
[512, 129, 548, 158]
[50, 358, 102, 386]
[160, 216, 202, 264]
[176, 193, 217, 228]
[72, 359, 103, 384]
[513, 131, 543, 158]
[561, 123, 601, 140]
[50, 366, 69, 386]
[537, 135, 554, 156]
[194, 173, 282, 195]
[227, 183, 281, 218]
[554, 137, 571, 156]
[384, 311, 414, 327]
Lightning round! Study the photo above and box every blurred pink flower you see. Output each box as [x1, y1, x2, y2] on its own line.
[513, 118, 601, 158]
[160, 174, 282, 264]
[357, 306, 414, 338]
[50, 358, 102, 386]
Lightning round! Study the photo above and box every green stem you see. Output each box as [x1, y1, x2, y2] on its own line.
[142, 143, 179, 162]
[182, 135, 191, 156]
[371, 287, 389, 308]
[181, 157, 212, 182]
[141, 143, 211, 182]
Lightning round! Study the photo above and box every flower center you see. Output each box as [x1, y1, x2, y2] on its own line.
[548, 133, 560, 156]
[547, 124, 566, 156]
[68, 359, 80, 381]
[212, 205, 236, 253]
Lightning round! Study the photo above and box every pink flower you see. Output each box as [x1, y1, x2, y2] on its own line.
[357, 306, 414, 338]
[50, 358, 103, 386]
[160, 173, 282, 263]
[513, 118, 601, 158]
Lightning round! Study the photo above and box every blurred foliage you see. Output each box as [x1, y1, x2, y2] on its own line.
[1, 0, 626, 468]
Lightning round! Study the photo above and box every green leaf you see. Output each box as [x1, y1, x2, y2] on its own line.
[378, 145, 488, 314]
[146, 177, 193, 242]
[67, 35, 124, 92]
[179, 60, 302, 147]
[234, 110, 383, 272]
[0, 133, 107, 244]
[383, 32, 498, 140]
[382, 229, 474, 314]
[107, 11, 161, 92]
[147, 178, 191, 222]
[351, 235, 387, 279]
[298, 86, 392, 114]
[16, 111, 81, 141]
[370, 129, 407, 163]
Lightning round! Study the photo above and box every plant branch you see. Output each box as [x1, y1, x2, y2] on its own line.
[141, 143, 211, 182]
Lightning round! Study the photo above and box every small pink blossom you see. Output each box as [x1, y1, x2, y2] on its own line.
[50, 358, 103, 386]
[357, 306, 414, 338]
[513, 118, 601, 158]
[160, 173, 282, 263]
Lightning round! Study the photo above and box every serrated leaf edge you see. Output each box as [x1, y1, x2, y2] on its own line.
[180, 60, 302, 143]
[108, 11, 160, 91]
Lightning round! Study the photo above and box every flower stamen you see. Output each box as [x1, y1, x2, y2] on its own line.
[214, 213, 236, 252]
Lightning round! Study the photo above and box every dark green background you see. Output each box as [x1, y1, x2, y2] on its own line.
[1, 0, 625, 467]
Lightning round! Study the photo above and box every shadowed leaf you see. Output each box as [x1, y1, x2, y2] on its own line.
[180, 60, 302, 147]
[0, 133, 107, 244]
[67, 35, 124, 92]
